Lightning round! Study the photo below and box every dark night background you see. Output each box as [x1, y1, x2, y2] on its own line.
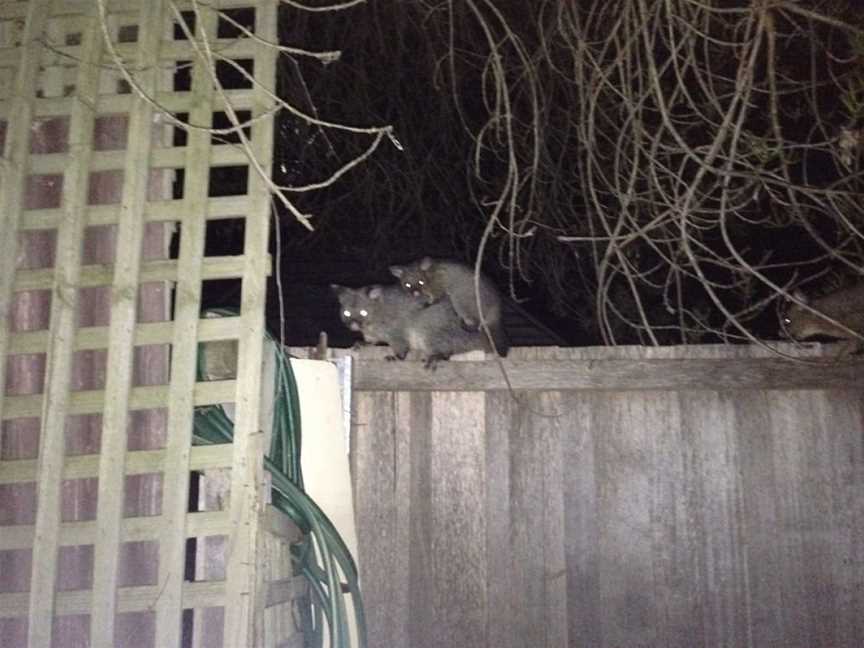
[189, 2, 864, 350]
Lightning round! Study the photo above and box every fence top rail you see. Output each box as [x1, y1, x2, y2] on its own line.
[293, 344, 864, 393]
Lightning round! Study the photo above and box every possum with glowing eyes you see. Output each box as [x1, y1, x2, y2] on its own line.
[389, 257, 509, 356]
[331, 283, 490, 368]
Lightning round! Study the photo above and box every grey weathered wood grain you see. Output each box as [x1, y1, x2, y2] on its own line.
[406, 392, 435, 648]
[483, 392, 515, 648]
[562, 392, 603, 648]
[428, 391, 487, 648]
[353, 357, 864, 392]
[346, 344, 864, 648]
[352, 391, 402, 648]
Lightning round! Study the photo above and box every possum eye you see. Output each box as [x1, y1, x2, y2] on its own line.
[417, 279, 425, 287]
[342, 309, 351, 318]
[359, 309, 369, 318]
[403, 282, 412, 290]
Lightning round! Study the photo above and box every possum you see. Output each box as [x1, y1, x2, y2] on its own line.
[388, 257, 509, 356]
[783, 283, 864, 352]
[332, 283, 489, 368]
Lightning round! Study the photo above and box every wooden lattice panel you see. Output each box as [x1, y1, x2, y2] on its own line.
[0, 1, 300, 646]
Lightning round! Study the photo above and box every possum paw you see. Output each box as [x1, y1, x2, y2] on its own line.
[460, 316, 479, 331]
[423, 353, 449, 370]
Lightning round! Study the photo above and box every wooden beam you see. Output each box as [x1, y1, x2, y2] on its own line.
[153, 3, 218, 644]
[89, 1, 164, 642]
[0, 510, 230, 551]
[13, 254, 269, 291]
[223, 0, 279, 643]
[0, 444, 234, 485]
[1, 580, 228, 618]
[8, 316, 241, 354]
[2, 379, 237, 419]
[18, 195, 257, 230]
[26, 5, 102, 645]
[352, 357, 864, 392]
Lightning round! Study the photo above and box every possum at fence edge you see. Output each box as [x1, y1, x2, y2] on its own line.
[332, 283, 492, 369]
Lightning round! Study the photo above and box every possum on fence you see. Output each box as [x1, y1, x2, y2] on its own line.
[388, 257, 509, 356]
[783, 282, 864, 352]
[332, 283, 490, 369]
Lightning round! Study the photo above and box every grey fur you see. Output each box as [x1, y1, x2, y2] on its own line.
[332, 283, 488, 368]
[783, 282, 864, 352]
[389, 257, 509, 356]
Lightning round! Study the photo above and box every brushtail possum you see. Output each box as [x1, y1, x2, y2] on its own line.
[783, 282, 864, 352]
[332, 283, 489, 368]
[389, 257, 509, 356]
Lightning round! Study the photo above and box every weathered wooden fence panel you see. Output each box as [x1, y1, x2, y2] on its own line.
[342, 345, 864, 648]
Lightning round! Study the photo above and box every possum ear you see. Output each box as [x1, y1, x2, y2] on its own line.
[389, 265, 404, 278]
[330, 284, 345, 295]
[791, 289, 808, 304]
[367, 286, 383, 300]
[419, 256, 433, 270]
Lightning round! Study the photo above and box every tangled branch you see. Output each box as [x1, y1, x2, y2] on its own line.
[447, 0, 864, 346]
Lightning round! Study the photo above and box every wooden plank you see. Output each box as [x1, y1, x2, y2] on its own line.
[0, 0, 49, 426]
[2, 379, 237, 419]
[26, 6, 103, 646]
[1, 444, 234, 484]
[18, 195, 258, 230]
[560, 392, 603, 646]
[26, 88, 256, 122]
[483, 391, 516, 648]
[390, 391, 412, 648]
[760, 390, 856, 645]
[352, 391, 402, 647]
[794, 391, 859, 646]
[729, 391, 784, 645]
[153, 3, 218, 644]
[13, 254, 267, 290]
[819, 390, 864, 645]
[483, 386, 569, 648]
[264, 578, 306, 608]
[0, 580, 227, 618]
[507, 391, 547, 647]
[677, 392, 751, 646]
[26, 143, 250, 175]
[595, 392, 659, 646]
[223, 1, 279, 644]
[8, 316, 241, 354]
[90, 0, 164, 641]
[427, 391, 488, 647]
[48, 0, 267, 17]
[0, 511, 230, 551]
[352, 357, 864, 392]
[537, 392, 568, 648]
[0, 38, 257, 81]
[263, 505, 303, 544]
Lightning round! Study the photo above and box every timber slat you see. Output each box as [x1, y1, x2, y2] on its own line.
[2, 379, 237, 419]
[352, 357, 864, 392]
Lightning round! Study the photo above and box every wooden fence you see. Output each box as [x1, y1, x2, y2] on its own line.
[337, 344, 864, 648]
[0, 1, 302, 646]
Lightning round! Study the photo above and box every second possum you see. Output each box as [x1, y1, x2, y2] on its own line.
[783, 282, 864, 352]
[332, 283, 489, 368]
[389, 257, 509, 355]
